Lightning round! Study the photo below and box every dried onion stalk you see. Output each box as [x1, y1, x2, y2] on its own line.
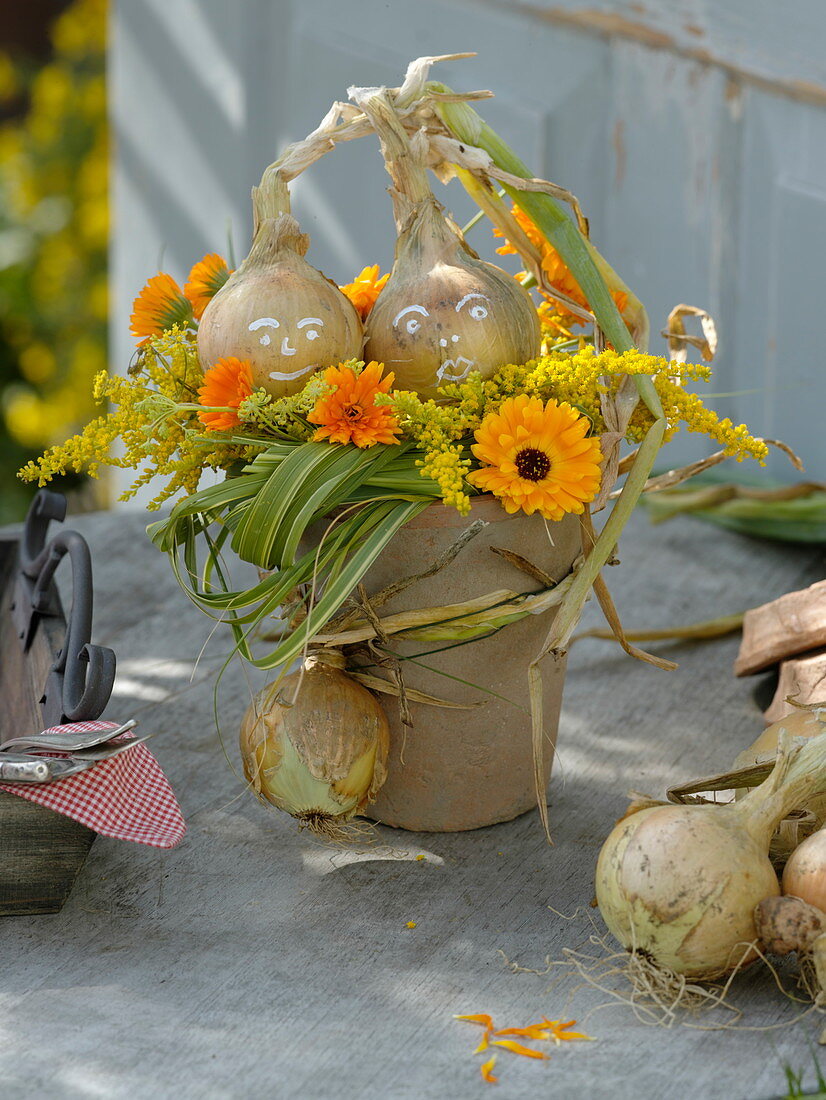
[198, 171, 362, 398]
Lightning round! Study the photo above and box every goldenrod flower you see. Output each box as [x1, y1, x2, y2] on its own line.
[339, 264, 389, 320]
[494, 206, 627, 328]
[309, 361, 401, 447]
[468, 394, 602, 519]
[130, 273, 193, 345]
[184, 253, 232, 320]
[197, 357, 254, 432]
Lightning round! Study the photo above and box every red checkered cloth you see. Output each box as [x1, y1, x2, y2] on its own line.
[0, 720, 186, 848]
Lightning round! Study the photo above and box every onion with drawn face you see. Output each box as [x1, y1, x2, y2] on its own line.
[364, 203, 540, 400]
[198, 213, 363, 398]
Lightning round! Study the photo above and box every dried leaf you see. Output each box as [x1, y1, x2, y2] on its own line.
[349, 671, 480, 709]
[662, 303, 718, 363]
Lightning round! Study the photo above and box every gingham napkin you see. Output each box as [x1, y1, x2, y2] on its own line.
[0, 720, 186, 848]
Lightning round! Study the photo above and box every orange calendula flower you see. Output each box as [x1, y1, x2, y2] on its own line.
[130, 273, 193, 345]
[494, 206, 627, 328]
[197, 357, 254, 432]
[468, 395, 602, 520]
[480, 1055, 498, 1084]
[185, 253, 232, 320]
[309, 362, 401, 448]
[339, 264, 389, 320]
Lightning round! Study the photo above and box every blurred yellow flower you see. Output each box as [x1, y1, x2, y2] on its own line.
[0, 55, 19, 102]
[19, 345, 57, 385]
[0, 0, 109, 499]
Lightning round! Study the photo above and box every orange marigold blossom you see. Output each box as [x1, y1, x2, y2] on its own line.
[308, 362, 401, 448]
[468, 394, 602, 520]
[185, 253, 232, 319]
[494, 205, 628, 327]
[130, 273, 193, 345]
[339, 264, 389, 320]
[197, 357, 254, 432]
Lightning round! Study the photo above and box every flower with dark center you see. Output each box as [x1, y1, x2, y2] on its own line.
[468, 394, 603, 519]
[515, 447, 551, 482]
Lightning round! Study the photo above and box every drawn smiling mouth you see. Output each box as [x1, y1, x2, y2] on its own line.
[268, 363, 318, 382]
[436, 356, 475, 383]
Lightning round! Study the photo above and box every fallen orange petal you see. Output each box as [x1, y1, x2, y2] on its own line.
[480, 1055, 498, 1083]
[491, 1039, 548, 1060]
[541, 1018, 594, 1044]
[454, 1014, 494, 1029]
[474, 1034, 490, 1054]
[494, 1025, 551, 1040]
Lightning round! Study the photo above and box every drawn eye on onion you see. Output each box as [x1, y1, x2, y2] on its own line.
[392, 304, 429, 335]
[197, 208, 363, 399]
[248, 316, 280, 346]
[456, 292, 490, 322]
[297, 316, 324, 342]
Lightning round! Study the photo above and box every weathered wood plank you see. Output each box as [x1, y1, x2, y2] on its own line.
[736, 580, 826, 676]
[765, 648, 826, 723]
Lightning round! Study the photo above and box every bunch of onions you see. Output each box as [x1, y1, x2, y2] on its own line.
[239, 653, 389, 839]
[595, 732, 826, 979]
[198, 170, 363, 398]
[353, 89, 540, 399]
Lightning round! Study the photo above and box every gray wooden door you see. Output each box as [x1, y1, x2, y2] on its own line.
[111, 0, 826, 503]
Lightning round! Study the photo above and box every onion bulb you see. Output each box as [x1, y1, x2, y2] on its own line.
[239, 655, 389, 837]
[198, 172, 362, 398]
[782, 827, 826, 911]
[732, 708, 826, 830]
[733, 707, 826, 771]
[355, 89, 540, 399]
[595, 732, 826, 979]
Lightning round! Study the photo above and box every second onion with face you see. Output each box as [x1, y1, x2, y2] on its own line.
[364, 203, 540, 400]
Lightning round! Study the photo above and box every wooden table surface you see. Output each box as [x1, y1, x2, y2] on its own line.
[0, 505, 823, 1100]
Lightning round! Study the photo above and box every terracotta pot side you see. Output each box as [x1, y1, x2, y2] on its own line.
[324, 498, 581, 832]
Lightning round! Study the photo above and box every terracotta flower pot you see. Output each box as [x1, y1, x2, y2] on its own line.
[355, 497, 581, 832]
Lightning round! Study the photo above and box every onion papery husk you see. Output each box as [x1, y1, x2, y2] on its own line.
[596, 732, 826, 980]
[782, 828, 826, 912]
[239, 654, 389, 840]
[197, 174, 362, 398]
[355, 88, 539, 399]
[664, 709, 826, 866]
